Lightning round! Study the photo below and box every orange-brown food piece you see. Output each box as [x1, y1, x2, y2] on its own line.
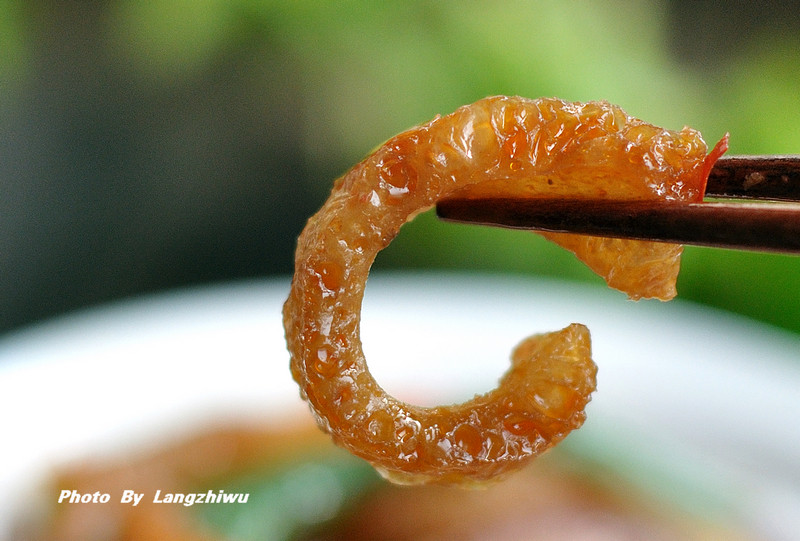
[283, 96, 716, 484]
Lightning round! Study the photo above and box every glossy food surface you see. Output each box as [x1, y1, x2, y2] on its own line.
[283, 96, 713, 484]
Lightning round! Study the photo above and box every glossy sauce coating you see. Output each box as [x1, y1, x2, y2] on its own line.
[283, 96, 714, 484]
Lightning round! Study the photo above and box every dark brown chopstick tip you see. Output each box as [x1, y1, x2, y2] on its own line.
[437, 197, 800, 254]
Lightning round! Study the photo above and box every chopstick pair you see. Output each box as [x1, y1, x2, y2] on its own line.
[436, 156, 800, 254]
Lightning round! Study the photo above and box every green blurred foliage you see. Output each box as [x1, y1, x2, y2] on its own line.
[0, 0, 27, 83]
[1, 0, 799, 335]
[106, 1, 240, 78]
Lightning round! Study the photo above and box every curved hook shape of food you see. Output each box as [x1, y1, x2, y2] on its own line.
[283, 96, 718, 484]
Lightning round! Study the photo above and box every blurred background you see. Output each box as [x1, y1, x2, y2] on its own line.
[2, 0, 800, 338]
[3, 3, 800, 539]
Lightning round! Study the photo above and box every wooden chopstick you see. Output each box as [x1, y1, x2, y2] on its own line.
[706, 155, 800, 200]
[435, 156, 800, 254]
[437, 198, 800, 254]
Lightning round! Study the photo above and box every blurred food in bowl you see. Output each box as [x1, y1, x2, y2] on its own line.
[2, 275, 797, 541]
[15, 419, 751, 541]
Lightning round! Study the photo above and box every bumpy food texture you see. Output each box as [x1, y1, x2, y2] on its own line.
[283, 96, 714, 485]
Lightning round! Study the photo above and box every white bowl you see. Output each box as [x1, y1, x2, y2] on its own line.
[1, 272, 798, 540]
